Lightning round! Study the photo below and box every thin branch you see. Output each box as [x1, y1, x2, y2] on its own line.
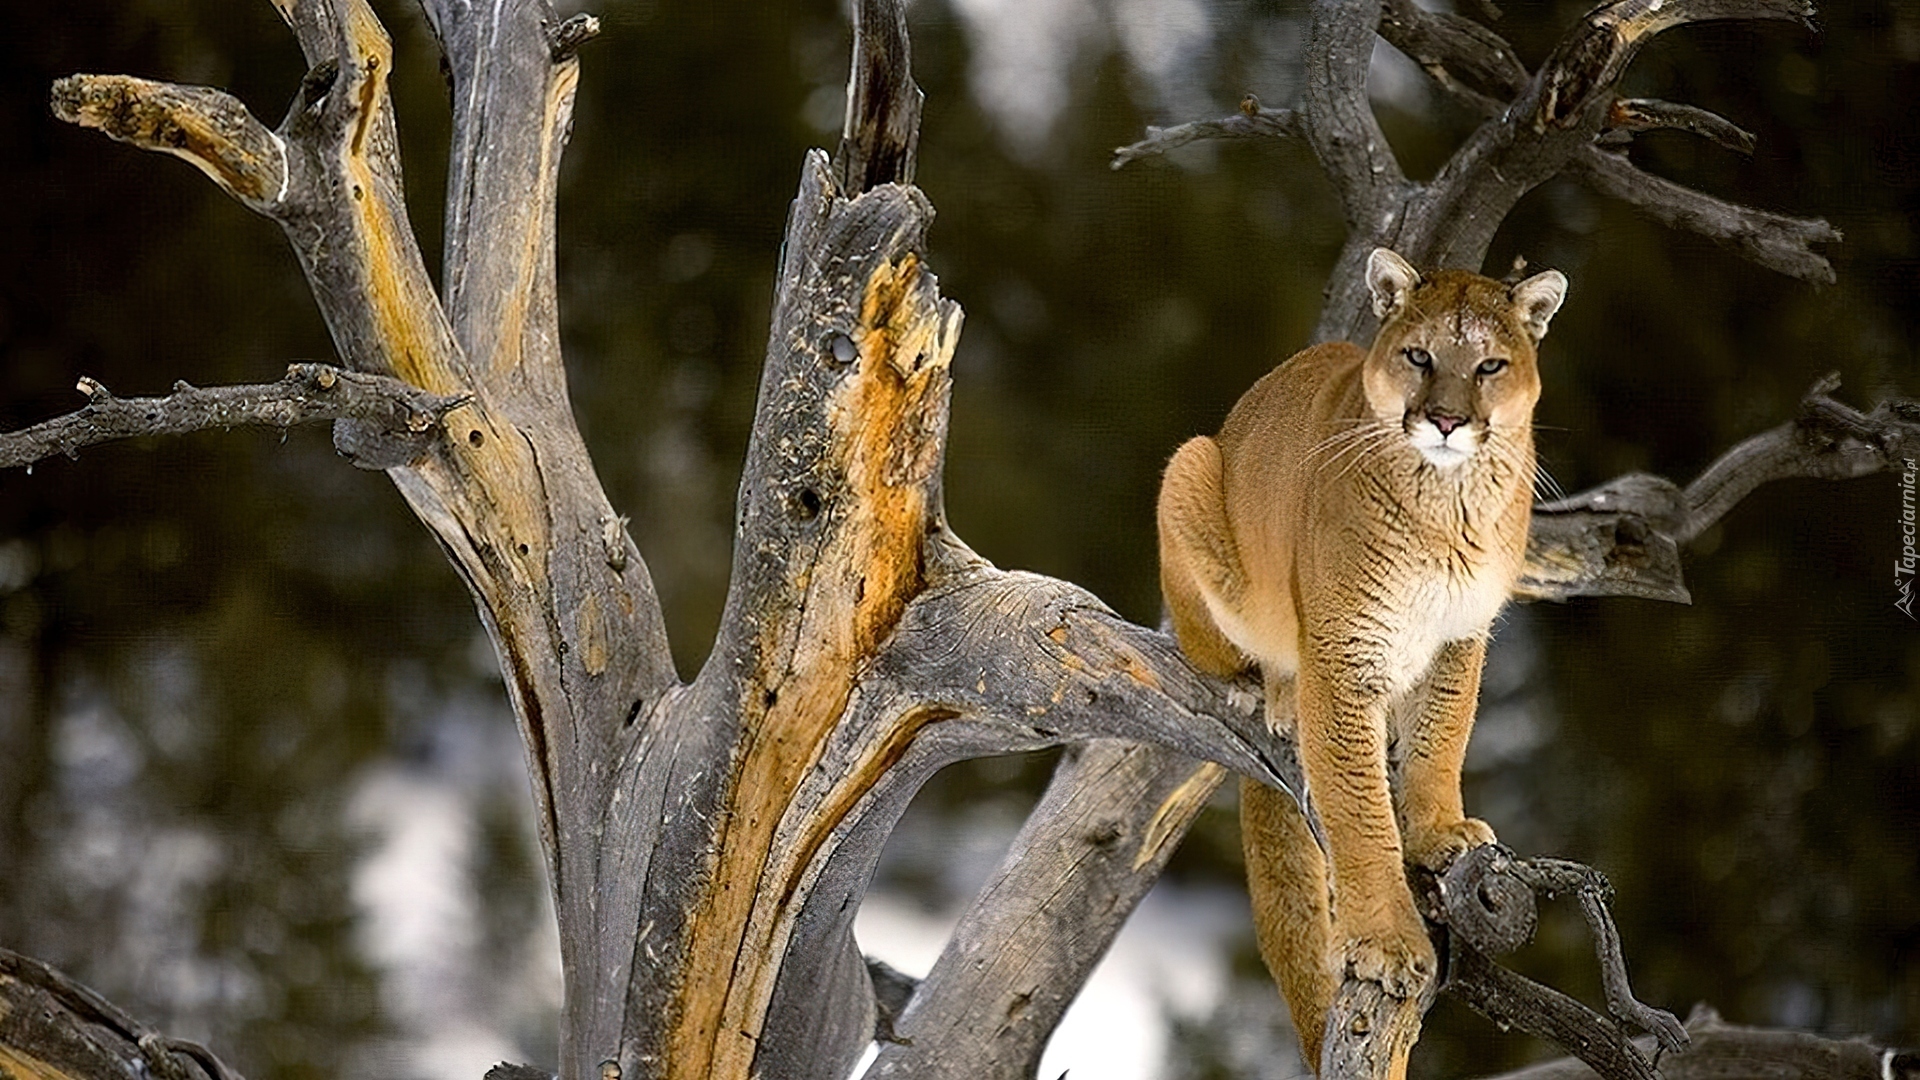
[1448, 945, 1661, 1080]
[1602, 98, 1756, 154]
[1507, 859, 1688, 1051]
[0, 363, 464, 470]
[1428, 848, 1683, 1080]
[1111, 95, 1305, 169]
[1572, 144, 1839, 283]
[1474, 1005, 1916, 1080]
[1380, 0, 1526, 108]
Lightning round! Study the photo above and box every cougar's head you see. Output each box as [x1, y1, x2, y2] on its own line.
[1360, 248, 1567, 470]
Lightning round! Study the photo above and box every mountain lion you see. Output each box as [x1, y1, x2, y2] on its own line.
[1156, 248, 1566, 1071]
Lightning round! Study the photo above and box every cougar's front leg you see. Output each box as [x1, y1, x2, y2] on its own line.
[1295, 646, 1435, 998]
[1397, 636, 1496, 870]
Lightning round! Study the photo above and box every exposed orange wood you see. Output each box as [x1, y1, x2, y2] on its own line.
[48, 75, 285, 205]
[0, 1043, 81, 1080]
[668, 251, 957, 1078]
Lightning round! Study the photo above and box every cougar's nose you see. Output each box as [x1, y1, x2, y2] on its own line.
[1427, 410, 1468, 436]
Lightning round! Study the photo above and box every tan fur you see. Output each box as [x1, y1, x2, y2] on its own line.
[1157, 249, 1566, 1073]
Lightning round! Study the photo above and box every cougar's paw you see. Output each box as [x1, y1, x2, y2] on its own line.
[1337, 912, 1438, 999]
[1404, 816, 1496, 872]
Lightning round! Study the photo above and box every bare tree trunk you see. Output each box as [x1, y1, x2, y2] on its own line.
[6, 1, 1917, 1079]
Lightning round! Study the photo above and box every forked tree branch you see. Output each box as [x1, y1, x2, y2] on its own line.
[1113, 0, 1835, 287]
[1519, 377, 1920, 602]
[1569, 145, 1841, 284]
[0, 364, 465, 470]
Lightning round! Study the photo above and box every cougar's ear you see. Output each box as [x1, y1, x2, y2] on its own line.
[1367, 248, 1421, 323]
[1510, 269, 1569, 342]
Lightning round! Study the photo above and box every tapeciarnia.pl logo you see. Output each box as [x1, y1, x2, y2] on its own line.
[1899, 457, 1918, 620]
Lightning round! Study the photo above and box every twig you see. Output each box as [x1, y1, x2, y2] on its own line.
[1510, 859, 1689, 1052]
[0, 362, 466, 470]
[1110, 96, 1305, 169]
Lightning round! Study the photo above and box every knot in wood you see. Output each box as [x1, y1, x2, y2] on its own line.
[1440, 844, 1536, 957]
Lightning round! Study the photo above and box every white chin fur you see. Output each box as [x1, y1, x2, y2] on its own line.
[1418, 444, 1473, 468]
[1408, 421, 1480, 468]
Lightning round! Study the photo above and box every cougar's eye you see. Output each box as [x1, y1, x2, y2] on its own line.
[1403, 347, 1434, 371]
[1477, 357, 1509, 376]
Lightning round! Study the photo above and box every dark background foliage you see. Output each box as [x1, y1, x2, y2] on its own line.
[0, 1, 1914, 1078]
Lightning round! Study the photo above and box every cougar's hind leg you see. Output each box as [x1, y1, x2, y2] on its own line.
[1156, 436, 1248, 678]
[1243, 774, 1333, 1073]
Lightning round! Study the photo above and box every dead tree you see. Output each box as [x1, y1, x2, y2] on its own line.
[2, 1, 1916, 1079]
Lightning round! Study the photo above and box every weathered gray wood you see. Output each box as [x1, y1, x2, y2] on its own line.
[0, 364, 461, 471]
[0, 946, 248, 1080]
[1430, 849, 1687, 1080]
[868, 744, 1232, 1078]
[28, 1, 1919, 1079]
[1301, 0, 1410, 345]
[835, 0, 922, 193]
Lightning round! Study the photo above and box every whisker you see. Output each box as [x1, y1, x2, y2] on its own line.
[1477, 429, 1533, 492]
[1328, 426, 1403, 484]
[1533, 460, 1567, 503]
[1302, 419, 1391, 461]
[1304, 421, 1397, 478]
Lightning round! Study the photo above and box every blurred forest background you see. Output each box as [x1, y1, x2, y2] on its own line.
[0, 1, 1915, 1078]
